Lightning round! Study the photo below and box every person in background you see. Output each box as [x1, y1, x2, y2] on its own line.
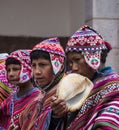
[0, 53, 13, 130]
[63, 25, 119, 129]
[0, 53, 13, 105]
[0, 50, 43, 130]
[19, 37, 68, 130]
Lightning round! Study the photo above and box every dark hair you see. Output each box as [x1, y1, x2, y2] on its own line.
[30, 50, 50, 62]
[100, 49, 108, 64]
[5, 58, 21, 67]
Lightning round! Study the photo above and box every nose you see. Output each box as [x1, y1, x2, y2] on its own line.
[72, 63, 79, 72]
[8, 69, 13, 75]
[34, 66, 42, 76]
[7, 69, 14, 78]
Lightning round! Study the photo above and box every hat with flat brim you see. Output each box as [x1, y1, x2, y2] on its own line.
[56, 73, 93, 112]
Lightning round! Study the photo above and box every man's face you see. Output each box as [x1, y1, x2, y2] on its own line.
[6, 64, 21, 85]
[31, 58, 55, 88]
[67, 52, 95, 80]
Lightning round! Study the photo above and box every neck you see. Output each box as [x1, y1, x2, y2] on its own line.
[99, 63, 105, 69]
[17, 80, 34, 97]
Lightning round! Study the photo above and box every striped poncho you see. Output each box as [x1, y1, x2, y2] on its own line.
[18, 73, 65, 130]
[0, 82, 12, 105]
[0, 64, 13, 105]
[0, 87, 42, 129]
[19, 85, 58, 130]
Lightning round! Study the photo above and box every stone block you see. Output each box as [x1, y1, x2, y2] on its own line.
[86, 19, 119, 48]
[93, 0, 119, 18]
[106, 48, 119, 73]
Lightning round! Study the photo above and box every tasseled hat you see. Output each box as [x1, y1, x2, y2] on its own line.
[33, 37, 65, 75]
[0, 53, 9, 64]
[0, 53, 13, 89]
[0, 53, 16, 92]
[66, 25, 112, 70]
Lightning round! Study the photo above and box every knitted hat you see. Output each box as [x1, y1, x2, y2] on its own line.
[33, 37, 65, 75]
[7, 50, 32, 83]
[0, 53, 9, 83]
[0, 53, 9, 59]
[0, 53, 9, 64]
[0, 53, 9, 85]
[0, 53, 15, 91]
[66, 25, 112, 70]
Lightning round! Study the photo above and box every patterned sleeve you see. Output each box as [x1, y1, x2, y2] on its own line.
[0, 96, 10, 126]
[93, 91, 119, 130]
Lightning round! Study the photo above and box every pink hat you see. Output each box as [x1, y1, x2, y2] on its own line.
[33, 37, 65, 75]
[0, 64, 12, 87]
[0, 53, 9, 86]
[7, 50, 32, 83]
[0, 53, 9, 60]
[66, 25, 112, 70]
[0, 53, 9, 64]
[0, 53, 15, 91]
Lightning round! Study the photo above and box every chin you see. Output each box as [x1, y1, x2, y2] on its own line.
[10, 81, 19, 85]
[35, 81, 44, 88]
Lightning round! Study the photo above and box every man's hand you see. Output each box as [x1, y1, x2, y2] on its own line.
[8, 124, 19, 130]
[50, 96, 69, 118]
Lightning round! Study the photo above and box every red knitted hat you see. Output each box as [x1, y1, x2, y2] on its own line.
[66, 25, 112, 70]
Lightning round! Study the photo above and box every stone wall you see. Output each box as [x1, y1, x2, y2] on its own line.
[85, 0, 119, 73]
[0, 36, 68, 53]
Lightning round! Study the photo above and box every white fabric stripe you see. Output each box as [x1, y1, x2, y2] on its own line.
[103, 105, 119, 111]
[96, 116, 119, 125]
[107, 101, 119, 105]
[100, 111, 119, 118]
[85, 107, 119, 129]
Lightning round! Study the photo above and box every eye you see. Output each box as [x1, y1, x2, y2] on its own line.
[31, 64, 36, 67]
[32, 63, 36, 68]
[6, 68, 10, 72]
[13, 68, 20, 71]
[75, 58, 81, 62]
[41, 63, 48, 66]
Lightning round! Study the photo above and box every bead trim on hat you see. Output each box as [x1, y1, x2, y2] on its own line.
[65, 44, 107, 53]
